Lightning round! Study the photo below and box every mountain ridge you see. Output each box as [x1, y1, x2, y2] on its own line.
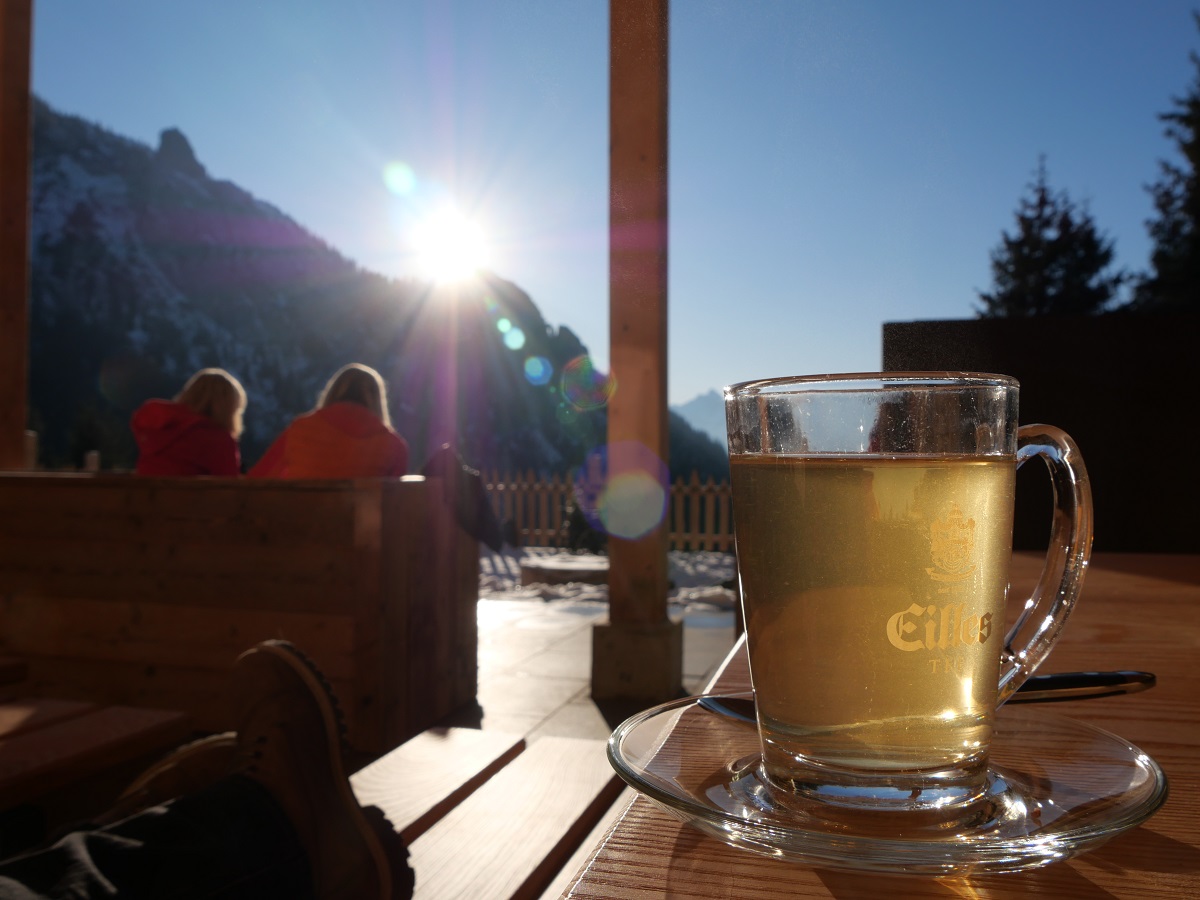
[28, 96, 728, 481]
[671, 389, 725, 446]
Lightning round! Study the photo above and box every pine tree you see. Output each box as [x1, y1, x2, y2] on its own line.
[976, 159, 1124, 318]
[1132, 14, 1200, 311]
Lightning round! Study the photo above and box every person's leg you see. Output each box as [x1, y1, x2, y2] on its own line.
[0, 640, 413, 900]
[0, 776, 313, 900]
[233, 641, 410, 900]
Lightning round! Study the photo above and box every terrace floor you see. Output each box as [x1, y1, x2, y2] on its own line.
[440, 549, 740, 741]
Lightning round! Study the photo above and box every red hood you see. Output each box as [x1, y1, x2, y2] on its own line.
[301, 402, 395, 438]
[248, 401, 406, 478]
[131, 400, 216, 454]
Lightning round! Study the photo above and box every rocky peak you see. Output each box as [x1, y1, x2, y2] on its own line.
[156, 127, 206, 178]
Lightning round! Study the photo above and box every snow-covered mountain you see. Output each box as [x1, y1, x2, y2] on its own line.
[671, 389, 726, 446]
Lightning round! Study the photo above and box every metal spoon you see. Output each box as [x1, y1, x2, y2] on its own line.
[698, 670, 1157, 725]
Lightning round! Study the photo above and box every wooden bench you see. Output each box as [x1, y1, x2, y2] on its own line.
[2, 716, 624, 896]
[0, 473, 479, 757]
[0, 697, 193, 852]
[350, 727, 626, 899]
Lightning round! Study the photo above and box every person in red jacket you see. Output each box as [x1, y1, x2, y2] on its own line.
[131, 368, 247, 476]
[249, 364, 409, 478]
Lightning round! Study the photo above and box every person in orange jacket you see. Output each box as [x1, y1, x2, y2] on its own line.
[249, 364, 409, 478]
[131, 368, 247, 476]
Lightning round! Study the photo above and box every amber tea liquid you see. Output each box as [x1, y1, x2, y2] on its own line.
[732, 454, 1015, 789]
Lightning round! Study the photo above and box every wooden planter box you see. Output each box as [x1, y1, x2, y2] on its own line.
[0, 474, 478, 756]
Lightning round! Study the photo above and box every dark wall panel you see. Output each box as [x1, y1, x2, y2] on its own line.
[883, 313, 1199, 553]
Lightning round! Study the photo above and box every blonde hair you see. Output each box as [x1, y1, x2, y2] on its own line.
[175, 368, 247, 438]
[317, 363, 392, 428]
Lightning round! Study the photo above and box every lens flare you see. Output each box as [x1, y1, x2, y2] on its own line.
[524, 356, 553, 386]
[574, 441, 669, 540]
[383, 161, 417, 196]
[503, 327, 526, 350]
[561, 356, 616, 410]
[572, 448, 608, 531]
[496, 318, 512, 333]
[555, 402, 580, 426]
[600, 471, 668, 540]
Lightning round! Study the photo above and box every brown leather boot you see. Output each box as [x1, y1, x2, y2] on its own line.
[233, 640, 403, 900]
[97, 731, 241, 826]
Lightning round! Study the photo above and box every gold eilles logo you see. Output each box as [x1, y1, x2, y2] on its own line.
[885, 502, 991, 653]
[927, 502, 976, 583]
[886, 603, 993, 652]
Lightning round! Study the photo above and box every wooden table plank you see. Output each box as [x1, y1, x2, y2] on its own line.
[413, 736, 623, 900]
[563, 552, 1200, 898]
[350, 726, 525, 842]
[538, 786, 637, 900]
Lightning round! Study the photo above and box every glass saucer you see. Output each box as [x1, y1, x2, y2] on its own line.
[608, 692, 1168, 876]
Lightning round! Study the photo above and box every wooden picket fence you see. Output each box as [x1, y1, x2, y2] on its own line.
[481, 470, 734, 552]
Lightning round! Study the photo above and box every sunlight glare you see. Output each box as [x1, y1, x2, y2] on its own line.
[412, 207, 490, 282]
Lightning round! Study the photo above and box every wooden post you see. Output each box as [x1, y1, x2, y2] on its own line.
[592, 0, 682, 702]
[0, 0, 31, 470]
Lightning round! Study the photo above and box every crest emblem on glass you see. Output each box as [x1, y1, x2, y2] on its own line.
[725, 373, 1092, 811]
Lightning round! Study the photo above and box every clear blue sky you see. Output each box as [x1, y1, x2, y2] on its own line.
[31, 0, 1199, 406]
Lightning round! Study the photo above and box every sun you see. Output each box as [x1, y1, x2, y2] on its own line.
[411, 207, 491, 283]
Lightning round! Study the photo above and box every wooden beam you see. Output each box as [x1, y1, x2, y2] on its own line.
[606, 0, 669, 626]
[593, 0, 682, 703]
[0, 0, 31, 470]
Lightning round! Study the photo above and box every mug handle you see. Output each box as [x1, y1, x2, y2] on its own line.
[997, 425, 1094, 706]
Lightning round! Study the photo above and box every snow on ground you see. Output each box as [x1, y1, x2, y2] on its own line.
[477, 547, 738, 617]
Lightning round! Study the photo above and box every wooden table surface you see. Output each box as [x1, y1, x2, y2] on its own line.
[564, 553, 1200, 898]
